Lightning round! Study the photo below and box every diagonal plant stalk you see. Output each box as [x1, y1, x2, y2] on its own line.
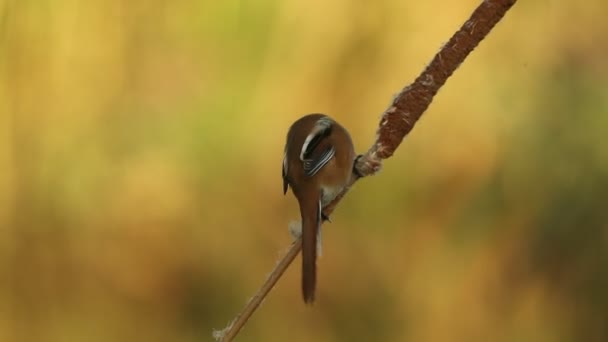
[214, 0, 518, 340]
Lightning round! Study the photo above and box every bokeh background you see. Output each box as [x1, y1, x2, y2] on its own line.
[1, 0, 607, 341]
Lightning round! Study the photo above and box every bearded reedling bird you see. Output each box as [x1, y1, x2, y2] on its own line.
[282, 114, 357, 303]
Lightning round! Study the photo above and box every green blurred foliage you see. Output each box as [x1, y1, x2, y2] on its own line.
[1, 0, 607, 341]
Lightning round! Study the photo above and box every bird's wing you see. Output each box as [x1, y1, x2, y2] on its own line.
[300, 117, 332, 161]
[299, 117, 334, 177]
[282, 152, 289, 194]
[303, 146, 335, 177]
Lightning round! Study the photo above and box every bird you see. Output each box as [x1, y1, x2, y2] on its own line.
[282, 113, 356, 303]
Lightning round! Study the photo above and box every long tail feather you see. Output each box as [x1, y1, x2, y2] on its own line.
[301, 197, 321, 303]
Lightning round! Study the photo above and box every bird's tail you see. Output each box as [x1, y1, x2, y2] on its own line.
[300, 196, 321, 304]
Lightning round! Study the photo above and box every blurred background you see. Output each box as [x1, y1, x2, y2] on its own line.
[1, 0, 607, 341]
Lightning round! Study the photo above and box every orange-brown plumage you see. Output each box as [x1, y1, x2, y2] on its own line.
[282, 114, 355, 303]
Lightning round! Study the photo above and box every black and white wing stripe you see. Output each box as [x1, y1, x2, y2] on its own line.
[303, 146, 335, 177]
[300, 117, 335, 177]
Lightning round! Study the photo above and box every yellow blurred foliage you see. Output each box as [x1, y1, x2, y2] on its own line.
[1, 0, 608, 341]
